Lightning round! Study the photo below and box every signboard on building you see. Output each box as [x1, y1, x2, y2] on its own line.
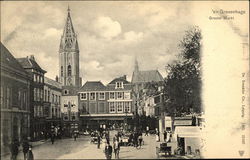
[174, 120, 192, 126]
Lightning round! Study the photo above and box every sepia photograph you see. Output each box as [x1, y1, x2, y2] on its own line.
[0, 1, 249, 159]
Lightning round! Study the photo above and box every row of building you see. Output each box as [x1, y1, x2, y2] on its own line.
[0, 7, 165, 154]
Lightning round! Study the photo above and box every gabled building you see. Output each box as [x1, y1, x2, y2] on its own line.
[1, 43, 31, 153]
[131, 58, 164, 116]
[17, 55, 46, 141]
[79, 76, 134, 131]
[79, 81, 108, 130]
[44, 77, 62, 135]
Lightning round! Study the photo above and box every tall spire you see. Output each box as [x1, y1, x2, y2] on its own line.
[134, 56, 139, 72]
[59, 6, 79, 51]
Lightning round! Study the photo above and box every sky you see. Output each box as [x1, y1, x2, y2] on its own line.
[1, 1, 194, 84]
[1, 1, 249, 158]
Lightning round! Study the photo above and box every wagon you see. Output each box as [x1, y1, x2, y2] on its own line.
[156, 142, 172, 158]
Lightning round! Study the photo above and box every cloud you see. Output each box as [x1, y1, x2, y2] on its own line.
[43, 28, 62, 39]
[1, 1, 195, 84]
[123, 31, 143, 43]
[92, 16, 122, 39]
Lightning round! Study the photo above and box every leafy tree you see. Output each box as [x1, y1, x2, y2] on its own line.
[164, 26, 202, 116]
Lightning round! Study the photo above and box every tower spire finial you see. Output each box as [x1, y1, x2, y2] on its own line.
[67, 5, 70, 12]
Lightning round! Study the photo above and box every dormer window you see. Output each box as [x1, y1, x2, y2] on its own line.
[115, 81, 123, 89]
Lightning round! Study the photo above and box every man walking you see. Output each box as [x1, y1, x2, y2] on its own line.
[113, 137, 120, 159]
[22, 138, 29, 160]
[97, 134, 101, 149]
[9, 139, 19, 160]
[51, 134, 55, 144]
[104, 142, 112, 160]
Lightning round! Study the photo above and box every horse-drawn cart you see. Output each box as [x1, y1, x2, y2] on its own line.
[156, 142, 172, 158]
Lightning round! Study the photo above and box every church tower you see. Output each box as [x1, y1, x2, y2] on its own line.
[59, 7, 81, 87]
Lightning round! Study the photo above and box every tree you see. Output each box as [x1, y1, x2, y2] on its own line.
[164, 26, 202, 116]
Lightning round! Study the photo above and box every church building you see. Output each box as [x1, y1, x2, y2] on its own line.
[59, 7, 81, 136]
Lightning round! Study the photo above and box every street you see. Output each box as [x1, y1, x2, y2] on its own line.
[2, 131, 157, 159]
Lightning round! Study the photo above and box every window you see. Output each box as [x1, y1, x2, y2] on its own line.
[81, 103, 88, 114]
[0, 86, 3, 107]
[61, 66, 63, 76]
[98, 102, 105, 113]
[115, 81, 123, 89]
[52, 94, 54, 103]
[48, 91, 50, 102]
[109, 92, 115, 99]
[34, 88, 37, 101]
[117, 92, 123, 99]
[44, 90, 47, 101]
[23, 91, 27, 110]
[99, 92, 105, 100]
[90, 92, 96, 100]
[18, 90, 21, 109]
[124, 102, 131, 113]
[80, 93, 87, 100]
[41, 89, 43, 101]
[124, 92, 130, 99]
[89, 103, 96, 113]
[34, 106, 37, 117]
[117, 102, 123, 113]
[59, 96, 61, 104]
[109, 102, 115, 113]
[68, 65, 71, 76]
[6, 87, 10, 108]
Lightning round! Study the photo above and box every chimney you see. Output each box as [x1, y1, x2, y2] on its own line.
[123, 75, 127, 80]
[30, 55, 35, 61]
[55, 76, 59, 82]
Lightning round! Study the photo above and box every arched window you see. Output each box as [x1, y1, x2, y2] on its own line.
[67, 65, 71, 76]
[61, 66, 63, 76]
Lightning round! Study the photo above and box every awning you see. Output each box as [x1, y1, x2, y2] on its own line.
[174, 120, 192, 126]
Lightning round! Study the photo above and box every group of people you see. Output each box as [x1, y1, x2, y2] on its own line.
[104, 134, 121, 159]
[9, 138, 34, 160]
[128, 131, 143, 148]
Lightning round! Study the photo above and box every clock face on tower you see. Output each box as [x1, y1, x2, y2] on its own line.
[68, 77, 72, 85]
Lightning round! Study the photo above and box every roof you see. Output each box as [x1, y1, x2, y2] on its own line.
[79, 81, 106, 91]
[107, 75, 133, 91]
[108, 75, 130, 85]
[62, 86, 79, 96]
[175, 126, 202, 138]
[44, 77, 62, 89]
[0, 43, 29, 76]
[131, 70, 164, 83]
[16, 56, 46, 73]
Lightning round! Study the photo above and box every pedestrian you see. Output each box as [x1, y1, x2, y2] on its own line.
[138, 135, 143, 149]
[104, 142, 112, 160]
[145, 126, 149, 136]
[133, 132, 138, 147]
[27, 145, 34, 160]
[73, 131, 77, 141]
[97, 134, 101, 149]
[51, 134, 54, 144]
[22, 138, 29, 160]
[163, 130, 167, 142]
[113, 138, 120, 159]
[9, 139, 19, 160]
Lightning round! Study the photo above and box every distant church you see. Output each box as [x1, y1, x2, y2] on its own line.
[59, 7, 81, 87]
